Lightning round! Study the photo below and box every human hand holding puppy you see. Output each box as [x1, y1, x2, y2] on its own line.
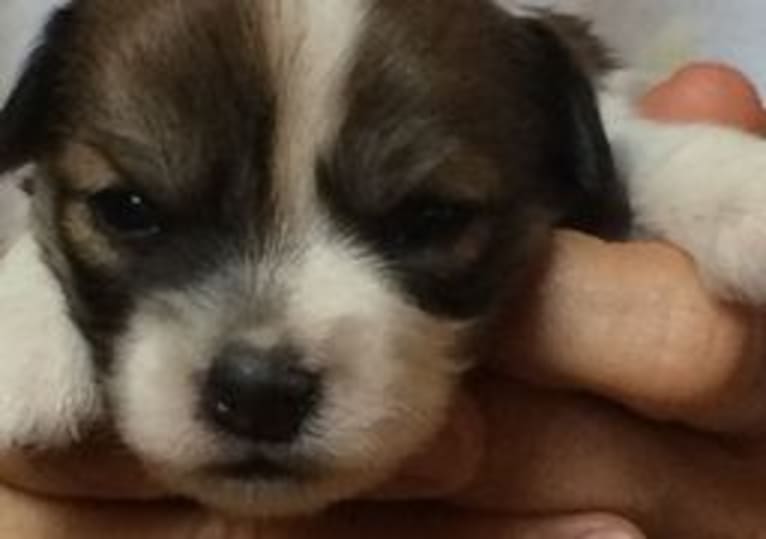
[1, 65, 766, 538]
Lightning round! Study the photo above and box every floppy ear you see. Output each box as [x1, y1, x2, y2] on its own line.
[0, 6, 102, 450]
[519, 14, 632, 240]
[0, 224, 104, 449]
[0, 6, 74, 172]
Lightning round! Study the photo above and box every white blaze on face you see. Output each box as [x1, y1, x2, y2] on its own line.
[109, 0, 468, 516]
[284, 236, 465, 469]
[257, 0, 370, 218]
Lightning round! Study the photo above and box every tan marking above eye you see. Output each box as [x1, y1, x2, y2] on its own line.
[51, 143, 121, 193]
[52, 143, 127, 270]
[60, 200, 124, 270]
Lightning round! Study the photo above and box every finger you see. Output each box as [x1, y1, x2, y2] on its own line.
[0, 437, 166, 500]
[492, 231, 766, 434]
[306, 504, 645, 539]
[452, 376, 668, 517]
[0, 477, 646, 539]
[451, 375, 766, 537]
[0, 484, 203, 539]
[486, 514, 645, 539]
[640, 63, 766, 135]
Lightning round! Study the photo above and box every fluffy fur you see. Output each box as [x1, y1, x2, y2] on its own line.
[0, 0, 765, 518]
[0, 214, 101, 446]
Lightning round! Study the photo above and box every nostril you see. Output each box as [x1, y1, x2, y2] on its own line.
[203, 345, 319, 444]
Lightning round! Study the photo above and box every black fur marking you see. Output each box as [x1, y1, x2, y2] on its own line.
[520, 17, 632, 239]
[0, 7, 76, 172]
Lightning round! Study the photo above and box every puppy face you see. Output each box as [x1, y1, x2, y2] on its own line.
[0, 0, 628, 515]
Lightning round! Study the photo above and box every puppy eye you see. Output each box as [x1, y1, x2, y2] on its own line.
[383, 196, 479, 252]
[87, 189, 162, 239]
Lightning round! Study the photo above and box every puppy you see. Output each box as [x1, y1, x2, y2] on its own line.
[0, 0, 764, 517]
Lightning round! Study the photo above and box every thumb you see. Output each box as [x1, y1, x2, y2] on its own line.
[640, 62, 766, 135]
[304, 504, 646, 539]
[494, 514, 645, 539]
[494, 231, 766, 434]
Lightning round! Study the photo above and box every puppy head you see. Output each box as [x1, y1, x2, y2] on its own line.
[0, 0, 628, 516]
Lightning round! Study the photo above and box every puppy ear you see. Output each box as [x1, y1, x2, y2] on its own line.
[0, 227, 104, 449]
[520, 14, 632, 240]
[0, 7, 75, 172]
[0, 167, 103, 451]
[0, 7, 101, 449]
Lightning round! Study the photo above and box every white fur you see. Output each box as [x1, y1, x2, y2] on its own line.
[0, 226, 101, 448]
[285, 236, 465, 472]
[257, 0, 369, 215]
[601, 72, 766, 303]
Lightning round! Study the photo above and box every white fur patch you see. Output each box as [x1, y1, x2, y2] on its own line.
[257, 0, 369, 216]
[285, 236, 465, 470]
[601, 73, 766, 304]
[0, 228, 102, 447]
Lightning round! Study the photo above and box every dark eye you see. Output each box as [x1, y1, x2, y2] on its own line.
[382, 196, 478, 252]
[87, 189, 162, 239]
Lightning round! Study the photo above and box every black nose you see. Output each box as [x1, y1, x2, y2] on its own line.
[203, 345, 319, 444]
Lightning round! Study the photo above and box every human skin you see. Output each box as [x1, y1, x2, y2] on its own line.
[641, 62, 766, 135]
[0, 64, 765, 538]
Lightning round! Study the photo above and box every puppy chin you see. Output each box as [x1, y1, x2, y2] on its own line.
[150, 459, 402, 517]
[112, 317, 461, 516]
[115, 326, 459, 516]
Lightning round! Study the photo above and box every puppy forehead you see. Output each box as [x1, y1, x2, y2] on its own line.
[254, 0, 371, 216]
[58, 0, 520, 204]
[48, 1, 383, 288]
[61, 0, 370, 199]
[52, 0, 543, 270]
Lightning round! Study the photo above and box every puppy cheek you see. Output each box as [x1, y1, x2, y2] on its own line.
[60, 201, 122, 271]
[308, 319, 464, 474]
[0, 231, 103, 448]
[285, 241, 468, 474]
[109, 300, 228, 470]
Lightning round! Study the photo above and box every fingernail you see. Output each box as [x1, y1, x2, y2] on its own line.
[579, 529, 643, 539]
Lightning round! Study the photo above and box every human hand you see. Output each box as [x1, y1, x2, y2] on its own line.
[437, 64, 766, 537]
[1, 63, 765, 538]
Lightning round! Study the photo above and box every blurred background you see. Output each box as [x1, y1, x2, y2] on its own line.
[504, 0, 766, 95]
